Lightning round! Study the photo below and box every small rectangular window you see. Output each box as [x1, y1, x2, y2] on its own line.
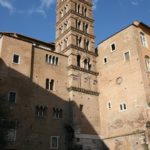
[7, 129, 16, 142]
[119, 103, 127, 111]
[8, 92, 16, 103]
[79, 104, 83, 111]
[12, 54, 20, 64]
[107, 101, 112, 109]
[140, 32, 148, 48]
[124, 51, 130, 61]
[51, 136, 59, 149]
[111, 43, 116, 51]
[53, 108, 63, 119]
[103, 57, 108, 64]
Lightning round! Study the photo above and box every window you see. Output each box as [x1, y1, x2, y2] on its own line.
[8, 92, 16, 103]
[103, 57, 108, 64]
[82, 6, 87, 16]
[77, 4, 80, 13]
[53, 108, 63, 119]
[83, 58, 91, 70]
[76, 36, 82, 47]
[76, 20, 81, 30]
[35, 105, 47, 118]
[83, 23, 88, 33]
[107, 101, 112, 110]
[119, 103, 127, 111]
[79, 104, 83, 111]
[140, 32, 148, 47]
[145, 55, 150, 72]
[50, 79, 54, 91]
[84, 39, 89, 50]
[12, 54, 20, 64]
[46, 79, 54, 91]
[46, 54, 49, 63]
[95, 48, 98, 55]
[51, 136, 59, 149]
[77, 55, 81, 67]
[111, 43, 116, 51]
[124, 51, 130, 61]
[46, 54, 59, 65]
[7, 129, 16, 142]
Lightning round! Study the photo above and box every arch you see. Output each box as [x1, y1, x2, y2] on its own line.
[46, 54, 49, 63]
[52, 56, 55, 64]
[49, 55, 52, 64]
[77, 4, 80, 13]
[46, 78, 49, 90]
[83, 59, 88, 69]
[84, 8, 87, 16]
[83, 58, 91, 70]
[55, 57, 58, 65]
[140, 32, 147, 47]
[50, 79, 54, 91]
[77, 55, 81, 67]
[145, 55, 150, 71]
[59, 109, 63, 118]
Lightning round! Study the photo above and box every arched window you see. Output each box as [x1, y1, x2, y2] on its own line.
[76, 36, 81, 47]
[46, 54, 49, 63]
[49, 55, 52, 64]
[52, 56, 55, 64]
[85, 24, 88, 33]
[84, 39, 89, 50]
[83, 58, 91, 70]
[83, 59, 88, 69]
[76, 20, 81, 29]
[77, 55, 81, 67]
[140, 32, 147, 47]
[59, 109, 63, 118]
[35, 105, 47, 118]
[145, 55, 150, 72]
[77, 4, 80, 13]
[46, 78, 50, 90]
[35, 106, 40, 117]
[82, 6, 84, 15]
[53, 108, 63, 119]
[43, 106, 48, 116]
[84, 8, 87, 16]
[50, 79, 54, 91]
[55, 57, 58, 65]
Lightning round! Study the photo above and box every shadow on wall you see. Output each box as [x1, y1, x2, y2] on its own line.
[0, 58, 109, 150]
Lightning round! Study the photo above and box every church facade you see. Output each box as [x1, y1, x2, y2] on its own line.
[0, 0, 150, 150]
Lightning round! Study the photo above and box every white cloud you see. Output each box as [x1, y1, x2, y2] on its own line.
[28, 0, 55, 17]
[40, 0, 55, 8]
[130, 0, 144, 6]
[92, 0, 99, 10]
[0, 0, 15, 13]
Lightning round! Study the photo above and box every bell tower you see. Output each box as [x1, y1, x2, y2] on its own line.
[56, 0, 101, 149]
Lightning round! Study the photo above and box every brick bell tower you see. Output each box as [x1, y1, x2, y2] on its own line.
[56, 0, 101, 149]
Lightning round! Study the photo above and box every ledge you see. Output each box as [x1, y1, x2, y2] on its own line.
[57, 0, 92, 11]
[68, 86, 99, 96]
[60, 44, 97, 56]
[56, 27, 95, 42]
[56, 9, 94, 26]
[68, 65, 99, 76]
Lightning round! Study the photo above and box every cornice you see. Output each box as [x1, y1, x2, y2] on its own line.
[57, 0, 92, 10]
[60, 44, 98, 56]
[56, 9, 94, 26]
[68, 65, 99, 76]
[56, 27, 95, 42]
[68, 86, 99, 96]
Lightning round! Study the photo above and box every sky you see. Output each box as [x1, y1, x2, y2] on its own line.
[0, 0, 150, 46]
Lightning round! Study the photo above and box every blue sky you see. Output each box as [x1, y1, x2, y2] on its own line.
[0, 0, 150, 46]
